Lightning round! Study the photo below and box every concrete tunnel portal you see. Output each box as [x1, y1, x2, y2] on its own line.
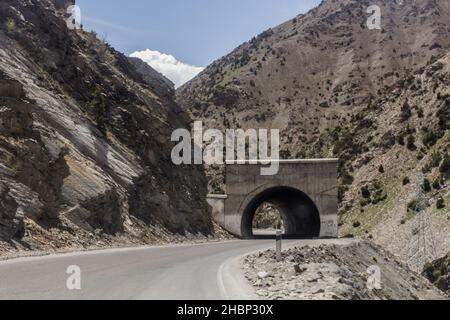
[206, 159, 339, 239]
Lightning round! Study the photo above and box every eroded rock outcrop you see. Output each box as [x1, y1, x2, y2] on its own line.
[0, 0, 213, 251]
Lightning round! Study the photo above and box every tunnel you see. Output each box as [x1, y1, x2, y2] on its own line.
[241, 186, 321, 239]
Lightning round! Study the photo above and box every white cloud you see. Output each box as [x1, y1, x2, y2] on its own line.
[130, 49, 204, 88]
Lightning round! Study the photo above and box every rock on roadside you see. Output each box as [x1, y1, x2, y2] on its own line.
[243, 241, 446, 300]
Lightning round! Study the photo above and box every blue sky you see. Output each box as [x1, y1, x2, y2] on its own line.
[76, 0, 321, 86]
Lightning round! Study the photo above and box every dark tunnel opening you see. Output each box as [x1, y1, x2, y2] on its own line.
[241, 187, 321, 239]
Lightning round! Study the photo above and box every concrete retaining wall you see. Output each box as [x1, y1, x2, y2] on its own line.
[206, 194, 227, 227]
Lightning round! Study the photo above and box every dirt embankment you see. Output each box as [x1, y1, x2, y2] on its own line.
[243, 241, 446, 300]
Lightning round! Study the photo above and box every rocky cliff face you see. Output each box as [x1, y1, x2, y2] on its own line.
[423, 252, 450, 294]
[0, 0, 213, 253]
[244, 241, 445, 300]
[127, 57, 175, 99]
[177, 0, 450, 262]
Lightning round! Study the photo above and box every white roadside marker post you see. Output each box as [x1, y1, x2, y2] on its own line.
[276, 230, 282, 262]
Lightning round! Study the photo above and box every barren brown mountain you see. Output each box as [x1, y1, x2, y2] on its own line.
[177, 0, 450, 262]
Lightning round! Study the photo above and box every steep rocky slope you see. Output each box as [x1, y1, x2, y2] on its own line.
[0, 0, 214, 254]
[127, 57, 175, 99]
[177, 0, 450, 264]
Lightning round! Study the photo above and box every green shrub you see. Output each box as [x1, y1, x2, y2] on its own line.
[5, 18, 16, 33]
[407, 134, 416, 151]
[400, 100, 412, 121]
[378, 165, 385, 173]
[422, 129, 443, 147]
[432, 179, 441, 190]
[422, 152, 441, 173]
[397, 133, 405, 146]
[437, 104, 450, 130]
[210, 177, 224, 194]
[429, 152, 442, 168]
[88, 86, 108, 134]
[360, 198, 371, 207]
[417, 108, 424, 118]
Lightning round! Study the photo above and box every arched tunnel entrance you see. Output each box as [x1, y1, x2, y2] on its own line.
[252, 202, 285, 234]
[241, 187, 321, 239]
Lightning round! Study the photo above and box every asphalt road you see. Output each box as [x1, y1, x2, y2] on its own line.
[0, 239, 305, 300]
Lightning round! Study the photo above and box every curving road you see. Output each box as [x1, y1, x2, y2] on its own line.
[0, 239, 348, 300]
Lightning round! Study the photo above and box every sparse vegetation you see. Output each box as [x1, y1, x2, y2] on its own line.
[407, 134, 416, 151]
[399, 100, 412, 122]
[437, 104, 450, 130]
[371, 189, 387, 205]
[210, 176, 225, 194]
[360, 198, 371, 207]
[432, 179, 441, 190]
[422, 152, 442, 173]
[407, 199, 418, 213]
[422, 129, 443, 148]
